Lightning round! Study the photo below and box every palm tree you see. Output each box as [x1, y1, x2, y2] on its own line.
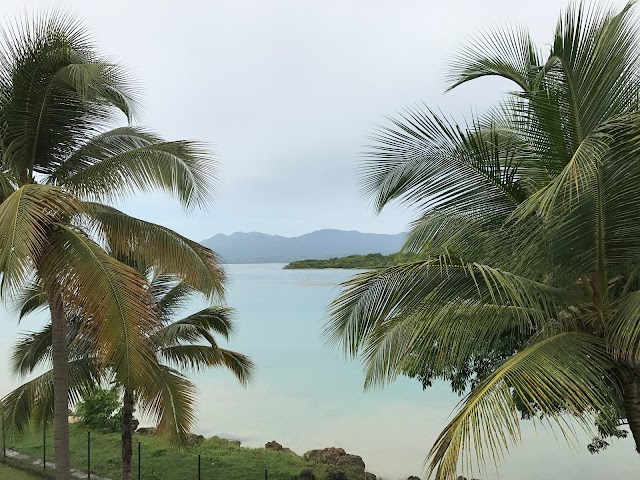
[0, 13, 224, 479]
[326, 2, 640, 479]
[3, 272, 254, 480]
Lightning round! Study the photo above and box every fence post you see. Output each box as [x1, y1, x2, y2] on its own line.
[138, 441, 141, 480]
[198, 454, 201, 480]
[264, 467, 268, 480]
[43, 422, 46, 471]
[87, 431, 91, 480]
[2, 409, 5, 459]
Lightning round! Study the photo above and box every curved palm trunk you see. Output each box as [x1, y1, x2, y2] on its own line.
[50, 297, 71, 479]
[122, 388, 134, 480]
[622, 372, 640, 453]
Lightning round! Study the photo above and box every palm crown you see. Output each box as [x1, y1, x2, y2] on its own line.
[327, 2, 640, 479]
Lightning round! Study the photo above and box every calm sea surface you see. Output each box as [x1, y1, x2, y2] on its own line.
[1, 263, 638, 479]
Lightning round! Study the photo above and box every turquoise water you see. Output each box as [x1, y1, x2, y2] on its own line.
[1, 263, 639, 479]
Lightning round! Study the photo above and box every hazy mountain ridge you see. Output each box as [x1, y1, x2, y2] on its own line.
[200, 229, 405, 263]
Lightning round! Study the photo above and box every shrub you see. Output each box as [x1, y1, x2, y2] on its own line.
[75, 387, 123, 433]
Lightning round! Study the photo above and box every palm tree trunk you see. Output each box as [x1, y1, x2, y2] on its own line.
[121, 388, 134, 480]
[50, 297, 71, 479]
[622, 371, 640, 453]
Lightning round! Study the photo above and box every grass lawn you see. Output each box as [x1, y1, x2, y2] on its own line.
[0, 462, 40, 479]
[7, 425, 366, 480]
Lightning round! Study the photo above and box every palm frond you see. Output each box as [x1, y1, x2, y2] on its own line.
[0, 185, 87, 297]
[41, 224, 158, 388]
[327, 257, 571, 360]
[426, 333, 616, 480]
[446, 24, 541, 92]
[547, 1, 639, 141]
[1, 357, 101, 433]
[158, 344, 254, 386]
[152, 307, 235, 347]
[138, 365, 196, 445]
[56, 127, 217, 210]
[15, 282, 48, 320]
[11, 324, 53, 378]
[86, 202, 225, 298]
[361, 107, 525, 215]
[154, 279, 198, 320]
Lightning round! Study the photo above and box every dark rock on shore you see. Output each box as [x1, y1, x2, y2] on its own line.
[304, 447, 366, 475]
[407, 477, 420, 480]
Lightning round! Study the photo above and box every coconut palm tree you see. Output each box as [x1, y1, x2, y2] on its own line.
[326, 2, 640, 479]
[2, 272, 254, 480]
[0, 13, 224, 479]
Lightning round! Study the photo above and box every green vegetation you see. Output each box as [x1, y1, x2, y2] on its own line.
[285, 253, 410, 269]
[7, 425, 365, 480]
[75, 388, 123, 433]
[0, 463, 39, 479]
[327, 2, 640, 480]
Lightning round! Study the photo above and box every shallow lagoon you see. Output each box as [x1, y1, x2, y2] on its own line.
[1, 263, 638, 479]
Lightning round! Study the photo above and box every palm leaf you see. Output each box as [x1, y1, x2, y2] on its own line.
[86, 202, 225, 297]
[327, 257, 570, 359]
[138, 365, 196, 445]
[446, 24, 541, 92]
[1, 357, 101, 433]
[426, 333, 617, 480]
[0, 185, 87, 296]
[152, 307, 235, 346]
[41, 224, 158, 387]
[56, 127, 217, 210]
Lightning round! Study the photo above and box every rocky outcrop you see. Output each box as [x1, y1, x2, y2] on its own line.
[407, 477, 420, 480]
[303, 447, 365, 473]
[304, 447, 346, 464]
[335, 454, 365, 472]
[364, 473, 377, 480]
[265, 440, 283, 451]
[264, 440, 298, 456]
[136, 427, 156, 436]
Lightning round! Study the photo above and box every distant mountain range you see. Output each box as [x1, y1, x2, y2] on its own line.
[200, 229, 405, 263]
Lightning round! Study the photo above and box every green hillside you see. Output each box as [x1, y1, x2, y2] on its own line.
[6, 425, 372, 480]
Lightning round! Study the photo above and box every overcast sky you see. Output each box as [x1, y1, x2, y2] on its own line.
[5, 0, 630, 240]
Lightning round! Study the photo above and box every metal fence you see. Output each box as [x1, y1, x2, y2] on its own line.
[1, 421, 274, 480]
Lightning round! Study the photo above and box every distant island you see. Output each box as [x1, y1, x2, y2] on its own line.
[200, 229, 405, 263]
[285, 252, 408, 269]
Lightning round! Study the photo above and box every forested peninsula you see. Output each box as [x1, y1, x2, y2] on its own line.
[284, 253, 408, 269]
